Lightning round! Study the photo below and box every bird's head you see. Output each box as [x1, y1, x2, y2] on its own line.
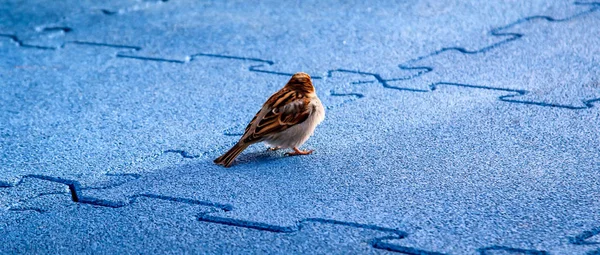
[285, 72, 315, 94]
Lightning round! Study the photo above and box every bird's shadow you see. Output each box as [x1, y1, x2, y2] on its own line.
[223, 148, 290, 168]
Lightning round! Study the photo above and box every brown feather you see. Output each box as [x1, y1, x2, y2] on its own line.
[215, 72, 316, 167]
[214, 142, 250, 167]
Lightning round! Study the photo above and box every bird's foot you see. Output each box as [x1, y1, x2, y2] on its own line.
[267, 146, 281, 151]
[285, 147, 314, 156]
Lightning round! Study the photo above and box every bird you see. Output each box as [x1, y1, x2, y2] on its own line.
[214, 72, 325, 167]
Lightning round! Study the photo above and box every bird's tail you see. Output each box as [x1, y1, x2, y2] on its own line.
[214, 142, 250, 167]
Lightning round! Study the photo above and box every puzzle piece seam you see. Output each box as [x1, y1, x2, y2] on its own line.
[570, 226, 600, 245]
[2, 174, 137, 209]
[2, 173, 596, 254]
[196, 210, 557, 254]
[395, 2, 600, 82]
[197, 211, 423, 254]
[477, 245, 549, 255]
[0, 32, 142, 53]
[1, 174, 232, 211]
[430, 82, 600, 110]
[6, 5, 597, 110]
[0, 174, 433, 254]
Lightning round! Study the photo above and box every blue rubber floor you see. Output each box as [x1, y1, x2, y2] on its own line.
[2, 1, 600, 254]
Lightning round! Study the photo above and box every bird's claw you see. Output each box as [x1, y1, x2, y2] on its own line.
[285, 148, 314, 156]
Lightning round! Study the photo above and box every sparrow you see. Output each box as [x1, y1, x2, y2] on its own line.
[214, 72, 325, 167]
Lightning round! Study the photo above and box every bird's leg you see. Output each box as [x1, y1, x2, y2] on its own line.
[267, 146, 281, 151]
[285, 147, 314, 156]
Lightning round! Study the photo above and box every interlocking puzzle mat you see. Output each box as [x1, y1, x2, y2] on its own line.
[2, 0, 600, 254]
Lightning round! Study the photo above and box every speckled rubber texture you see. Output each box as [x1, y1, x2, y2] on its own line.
[1, 1, 600, 254]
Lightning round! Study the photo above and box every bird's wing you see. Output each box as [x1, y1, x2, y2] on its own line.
[241, 89, 311, 143]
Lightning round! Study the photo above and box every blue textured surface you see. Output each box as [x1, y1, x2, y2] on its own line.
[2, 1, 600, 254]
